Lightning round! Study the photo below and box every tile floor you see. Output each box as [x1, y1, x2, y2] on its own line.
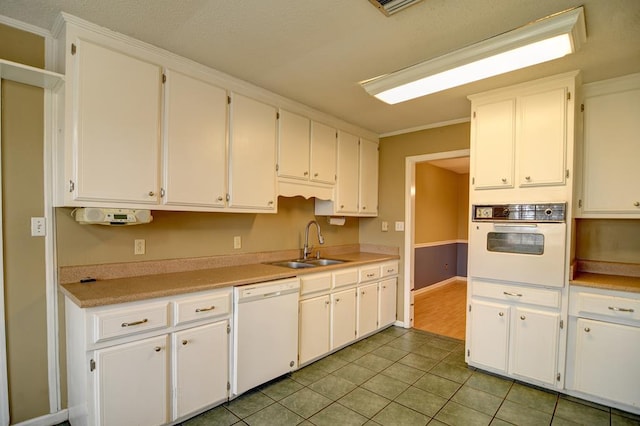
[179, 326, 640, 426]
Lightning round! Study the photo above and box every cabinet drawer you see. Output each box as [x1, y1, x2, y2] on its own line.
[300, 273, 332, 296]
[380, 261, 399, 278]
[175, 291, 231, 325]
[359, 266, 380, 283]
[472, 280, 560, 309]
[333, 268, 358, 289]
[92, 302, 170, 343]
[576, 293, 640, 322]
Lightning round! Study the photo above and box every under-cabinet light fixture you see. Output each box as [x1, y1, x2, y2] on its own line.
[360, 7, 586, 104]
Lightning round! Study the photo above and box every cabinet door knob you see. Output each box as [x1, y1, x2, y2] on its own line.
[498, 312, 504, 317]
[340, 205, 344, 209]
[325, 300, 330, 306]
[501, 178, 507, 183]
[520, 315, 526, 320]
[335, 298, 340, 303]
[154, 346, 162, 352]
[634, 201, 640, 207]
[182, 340, 188, 346]
[268, 200, 274, 206]
[304, 171, 309, 176]
[314, 173, 319, 177]
[148, 191, 155, 197]
[217, 196, 224, 201]
[525, 176, 531, 181]
[584, 327, 591, 333]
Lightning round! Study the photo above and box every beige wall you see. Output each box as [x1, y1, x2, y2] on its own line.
[575, 219, 640, 264]
[1, 24, 50, 421]
[359, 122, 471, 320]
[56, 196, 359, 266]
[414, 163, 468, 244]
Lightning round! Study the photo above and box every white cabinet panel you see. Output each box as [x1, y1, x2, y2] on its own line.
[174, 321, 228, 418]
[73, 39, 162, 204]
[332, 288, 357, 349]
[335, 131, 360, 214]
[229, 93, 277, 210]
[310, 121, 337, 184]
[95, 335, 169, 426]
[359, 138, 378, 215]
[163, 70, 227, 207]
[379, 278, 397, 328]
[299, 295, 331, 365]
[357, 283, 378, 337]
[469, 300, 510, 371]
[278, 110, 310, 180]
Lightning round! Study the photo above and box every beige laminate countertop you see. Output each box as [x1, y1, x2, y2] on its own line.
[60, 252, 399, 308]
[570, 272, 640, 294]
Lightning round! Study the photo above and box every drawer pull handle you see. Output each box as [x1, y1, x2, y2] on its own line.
[121, 318, 148, 328]
[387, 269, 394, 273]
[584, 327, 591, 332]
[154, 346, 162, 352]
[608, 306, 634, 313]
[366, 273, 375, 278]
[195, 306, 216, 313]
[503, 292, 523, 297]
[498, 312, 504, 317]
[520, 315, 526, 320]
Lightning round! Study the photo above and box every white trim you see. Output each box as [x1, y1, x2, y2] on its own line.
[12, 409, 68, 426]
[403, 149, 470, 329]
[414, 239, 467, 249]
[412, 276, 467, 296]
[381, 117, 470, 138]
[0, 78, 9, 426]
[0, 14, 52, 39]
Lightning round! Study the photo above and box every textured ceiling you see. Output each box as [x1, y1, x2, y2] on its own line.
[1, 0, 639, 135]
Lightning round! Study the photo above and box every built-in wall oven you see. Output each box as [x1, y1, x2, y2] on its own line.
[469, 203, 567, 287]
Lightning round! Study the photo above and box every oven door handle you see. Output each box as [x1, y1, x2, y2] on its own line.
[492, 223, 538, 229]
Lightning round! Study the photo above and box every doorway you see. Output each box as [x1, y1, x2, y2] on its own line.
[402, 150, 469, 341]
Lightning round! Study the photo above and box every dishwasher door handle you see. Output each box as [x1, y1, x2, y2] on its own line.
[262, 291, 282, 298]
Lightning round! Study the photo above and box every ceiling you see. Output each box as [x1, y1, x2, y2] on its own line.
[1, 0, 639, 136]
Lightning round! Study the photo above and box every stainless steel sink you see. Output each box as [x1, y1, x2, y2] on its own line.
[270, 261, 316, 269]
[304, 258, 346, 266]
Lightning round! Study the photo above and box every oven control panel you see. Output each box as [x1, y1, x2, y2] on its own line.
[472, 203, 566, 222]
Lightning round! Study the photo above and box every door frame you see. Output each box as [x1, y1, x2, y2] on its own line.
[402, 149, 470, 327]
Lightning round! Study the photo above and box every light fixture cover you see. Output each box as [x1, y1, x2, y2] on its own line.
[361, 7, 586, 104]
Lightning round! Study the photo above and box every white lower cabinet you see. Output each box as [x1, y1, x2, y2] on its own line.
[379, 278, 397, 328]
[173, 320, 229, 419]
[96, 335, 169, 426]
[357, 283, 378, 337]
[332, 288, 357, 348]
[298, 295, 331, 365]
[467, 280, 562, 388]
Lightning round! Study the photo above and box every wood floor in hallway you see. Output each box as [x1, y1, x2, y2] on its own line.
[413, 280, 467, 341]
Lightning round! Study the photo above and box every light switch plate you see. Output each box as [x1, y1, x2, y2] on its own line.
[381, 221, 388, 232]
[234, 236, 242, 249]
[31, 217, 46, 236]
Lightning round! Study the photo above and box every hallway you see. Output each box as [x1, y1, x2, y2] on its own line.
[413, 280, 467, 341]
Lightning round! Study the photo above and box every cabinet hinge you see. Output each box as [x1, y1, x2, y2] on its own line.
[468, 304, 472, 312]
[226, 193, 230, 202]
[276, 112, 280, 120]
[578, 199, 583, 208]
[69, 180, 75, 193]
[160, 187, 166, 198]
[227, 381, 231, 390]
[473, 111, 476, 119]
[557, 373, 561, 382]
[581, 103, 585, 112]
[71, 43, 76, 55]
[276, 164, 279, 172]
[471, 177, 475, 185]
[227, 96, 231, 104]
[559, 320, 564, 329]
[467, 349, 470, 356]
[354, 330, 357, 337]
[226, 324, 231, 334]
[567, 92, 571, 101]
[90, 359, 96, 372]
[566, 169, 570, 179]
[334, 174, 337, 181]
[162, 73, 166, 84]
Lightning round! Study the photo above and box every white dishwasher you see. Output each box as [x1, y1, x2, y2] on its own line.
[232, 277, 300, 396]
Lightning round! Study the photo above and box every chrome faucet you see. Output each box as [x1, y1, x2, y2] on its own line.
[303, 220, 324, 260]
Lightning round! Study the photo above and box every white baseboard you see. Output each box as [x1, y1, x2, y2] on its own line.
[393, 320, 408, 328]
[13, 409, 67, 426]
[413, 276, 467, 296]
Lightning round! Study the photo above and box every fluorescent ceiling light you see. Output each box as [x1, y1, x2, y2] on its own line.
[361, 7, 586, 104]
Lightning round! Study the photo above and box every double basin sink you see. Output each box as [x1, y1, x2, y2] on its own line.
[269, 258, 348, 269]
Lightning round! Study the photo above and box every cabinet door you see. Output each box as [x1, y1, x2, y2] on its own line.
[357, 283, 379, 337]
[73, 39, 162, 204]
[299, 296, 331, 365]
[335, 132, 359, 214]
[510, 307, 559, 385]
[174, 321, 228, 419]
[379, 278, 397, 328]
[518, 87, 567, 187]
[573, 318, 640, 407]
[95, 335, 168, 426]
[468, 300, 510, 371]
[163, 70, 227, 207]
[310, 121, 337, 184]
[582, 86, 640, 214]
[332, 288, 357, 349]
[278, 110, 310, 180]
[229, 93, 277, 210]
[472, 99, 515, 189]
[359, 138, 379, 215]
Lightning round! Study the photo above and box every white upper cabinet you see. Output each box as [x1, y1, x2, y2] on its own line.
[334, 131, 360, 214]
[70, 38, 162, 204]
[278, 110, 310, 181]
[310, 121, 337, 185]
[578, 73, 640, 217]
[359, 138, 379, 216]
[228, 93, 277, 211]
[162, 69, 227, 208]
[469, 71, 577, 201]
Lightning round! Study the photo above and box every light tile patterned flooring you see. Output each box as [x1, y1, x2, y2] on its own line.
[180, 327, 640, 426]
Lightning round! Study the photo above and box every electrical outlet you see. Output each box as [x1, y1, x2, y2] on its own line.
[395, 221, 405, 231]
[31, 217, 46, 237]
[134, 239, 145, 255]
[381, 221, 388, 232]
[234, 236, 242, 249]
